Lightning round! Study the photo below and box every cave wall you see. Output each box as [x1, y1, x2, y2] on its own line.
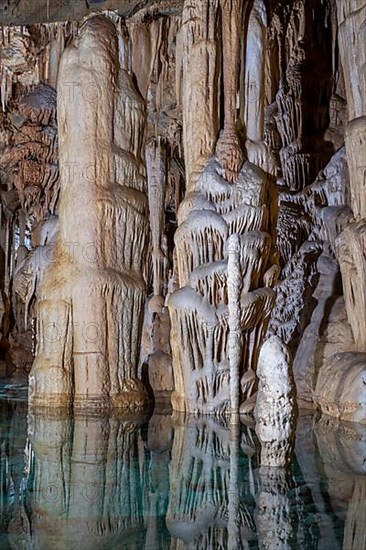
[0, 0, 365, 421]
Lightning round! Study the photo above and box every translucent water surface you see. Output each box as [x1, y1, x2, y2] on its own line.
[0, 382, 365, 549]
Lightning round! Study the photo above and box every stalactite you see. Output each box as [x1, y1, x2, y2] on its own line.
[271, 0, 333, 191]
[216, 0, 244, 183]
[146, 137, 169, 301]
[181, 0, 220, 190]
[244, 0, 275, 174]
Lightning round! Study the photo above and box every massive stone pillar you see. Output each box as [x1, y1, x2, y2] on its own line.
[29, 16, 149, 411]
[168, 0, 277, 415]
[335, 0, 366, 351]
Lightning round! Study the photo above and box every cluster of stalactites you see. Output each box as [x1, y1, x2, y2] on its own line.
[168, 153, 278, 414]
[0, 22, 80, 110]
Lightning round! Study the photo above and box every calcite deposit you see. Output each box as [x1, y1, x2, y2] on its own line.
[0, 0, 364, 423]
[254, 335, 296, 467]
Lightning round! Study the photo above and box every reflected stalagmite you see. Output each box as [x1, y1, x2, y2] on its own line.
[27, 410, 147, 548]
[255, 466, 294, 550]
[0, 397, 365, 548]
[166, 414, 257, 549]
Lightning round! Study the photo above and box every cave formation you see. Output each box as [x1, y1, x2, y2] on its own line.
[0, 1, 365, 548]
[0, 0, 365, 422]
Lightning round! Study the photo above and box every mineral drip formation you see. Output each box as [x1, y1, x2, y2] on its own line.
[29, 16, 150, 411]
[254, 335, 296, 468]
[168, 155, 277, 414]
[168, 0, 277, 415]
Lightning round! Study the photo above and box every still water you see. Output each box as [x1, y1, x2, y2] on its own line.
[0, 382, 365, 549]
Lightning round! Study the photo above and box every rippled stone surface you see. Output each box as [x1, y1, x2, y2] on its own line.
[0, 383, 365, 549]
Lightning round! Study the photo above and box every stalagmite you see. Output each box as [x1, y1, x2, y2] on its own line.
[254, 336, 296, 467]
[227, 234, 241, 416]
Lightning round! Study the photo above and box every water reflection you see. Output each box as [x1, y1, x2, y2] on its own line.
[0, 395, 365, 549]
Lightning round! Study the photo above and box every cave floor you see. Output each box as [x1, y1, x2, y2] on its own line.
[0, 381, 364, 549]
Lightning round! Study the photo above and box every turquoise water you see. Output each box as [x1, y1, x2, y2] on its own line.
[0, 382, 365, 549]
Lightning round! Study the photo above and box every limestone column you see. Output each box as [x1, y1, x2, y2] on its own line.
[29, 16, 149, 410]
[335, 0, 366, 350]
[244, 0, 267, 144]
[181, 0, 220, 190]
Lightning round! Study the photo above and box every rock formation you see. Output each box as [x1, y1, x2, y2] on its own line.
[254, 335, 296, 467]
[29, 16, 150, 410]
[168, 0, 277, 415]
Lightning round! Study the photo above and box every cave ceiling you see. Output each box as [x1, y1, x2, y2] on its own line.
[0, 0, 184, 24]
